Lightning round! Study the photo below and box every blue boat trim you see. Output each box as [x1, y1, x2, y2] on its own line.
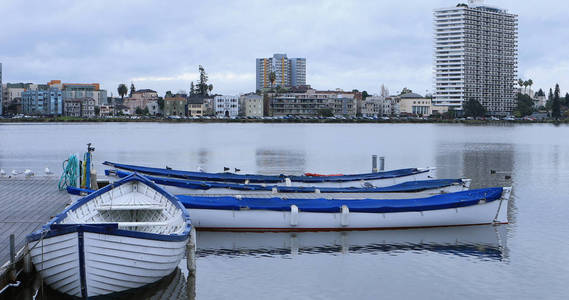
[27, 173, 192, 243]
[103, 161, 429, 183]
[105, 169, 456, 193]
[78, 231, 87, 299]
[177, 188, 504, 213]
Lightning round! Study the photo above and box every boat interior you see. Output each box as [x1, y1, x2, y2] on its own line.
[60, 181, 187, 235]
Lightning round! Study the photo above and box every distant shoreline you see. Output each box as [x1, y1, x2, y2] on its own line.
[0, 117, 567, 125]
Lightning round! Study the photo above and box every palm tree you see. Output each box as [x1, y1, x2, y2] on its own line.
[528, 79, 533, 96]
[269, 72, 276, 90]
[524, 81, 529, 94]
[518, 78, 524, 93]
[117, 84, 128, 103]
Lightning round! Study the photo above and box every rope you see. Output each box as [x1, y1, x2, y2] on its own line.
[58, 155, 79, 191]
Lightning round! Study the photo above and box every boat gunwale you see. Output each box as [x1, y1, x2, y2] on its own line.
[27, 173, 192, 243]
[103, 161, 432, 183]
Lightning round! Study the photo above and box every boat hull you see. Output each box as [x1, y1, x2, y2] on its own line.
[29, 229, 188, 298]
[187, 188, 510, 231]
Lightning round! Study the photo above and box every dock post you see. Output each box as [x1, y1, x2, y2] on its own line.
[9, 234, 15, 268]
[23, 245, 32, 274]
[186, 227, 196, 274]
[372, 155, 378, 173]
[379, 157, 385, 171]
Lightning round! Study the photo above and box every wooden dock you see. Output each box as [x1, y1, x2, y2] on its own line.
[0, 177, 72, 279]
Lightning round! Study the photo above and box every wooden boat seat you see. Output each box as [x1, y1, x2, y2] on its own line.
[96, 205, 167, 211]
[84, 221, 170, 227]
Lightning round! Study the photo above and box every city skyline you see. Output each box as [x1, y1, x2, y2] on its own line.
[0, 0, 568, 96]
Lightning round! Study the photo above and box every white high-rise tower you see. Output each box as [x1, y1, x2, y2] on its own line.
[433, 1, 518, 115]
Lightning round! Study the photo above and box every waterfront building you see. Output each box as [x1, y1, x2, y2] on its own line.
[533, 95, 547, 109]
[125, 89, 158, 113]
[2, 82, 37, 114]
[48, 80, 108, 106]
[256, 54, 307, 91]
[22, 87, 63, 116]
[99, 105, 114, 117]
[383, 96, 401, 116]
[187, 96, 205, 117]
[239, 94, 263, 117]
[362, 96, 386, 117]
[214, 95, 239, 118]
[64, 97, 96, 118]
[271, 89, 357, 117]
[433, 0, 518, 115]
[163, 96, 186, 117]
[146, 100, 161, 116]
[202, 97, 215, 116]
[398, 93, 432, 116]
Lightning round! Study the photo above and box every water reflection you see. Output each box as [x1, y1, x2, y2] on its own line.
[255, 149, 306, 175]
[196, 225, 508, 261]
[436, 143, 514, 189]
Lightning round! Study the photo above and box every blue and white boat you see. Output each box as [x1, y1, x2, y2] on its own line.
[103, 161, 434, 188]
[26, 173, 192, 299]
[105, 169, 471, 197]
[178, 187, 511, 231]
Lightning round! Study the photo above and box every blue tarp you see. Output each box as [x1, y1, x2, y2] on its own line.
[103, 161, 428, 183]
[106, 169, 464, 193]
[177, 188, 504, 213]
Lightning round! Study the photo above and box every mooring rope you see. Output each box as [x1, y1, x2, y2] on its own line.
[58, 155, 79, 191]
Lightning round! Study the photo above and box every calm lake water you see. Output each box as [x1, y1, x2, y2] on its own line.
[1, 122, 568, 299]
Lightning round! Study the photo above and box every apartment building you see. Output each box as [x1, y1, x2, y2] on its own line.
[272, 89, 357, 117]
[239, 94, 263, 117]
[256, 54, 307, 91]
[214, 95, 239, 117]
[22, 88, 63, 116]
[64, 97, 96, 117]
[48, 80, 108, 106]
[433, 0, 518, 115]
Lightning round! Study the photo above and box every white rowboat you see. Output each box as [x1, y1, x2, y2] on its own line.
[179, 187, 511, 231]
[27, 173, 192, 298]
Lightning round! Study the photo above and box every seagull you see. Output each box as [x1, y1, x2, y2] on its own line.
[45, 167, 54, 175]
[24, 169, 35, 178]
[11, 170, 21, 176]
[234, 168, 241, 173]
[165, 166, 172, 170]
[0, 169, 5, 176]
[197, 166, 205, 172]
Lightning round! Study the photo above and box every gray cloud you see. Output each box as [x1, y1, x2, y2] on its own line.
[0, 0, 567, 96]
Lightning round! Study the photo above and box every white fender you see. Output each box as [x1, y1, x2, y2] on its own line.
[290, 205, 299, 226]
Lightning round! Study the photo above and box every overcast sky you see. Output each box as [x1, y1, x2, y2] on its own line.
[1, 0, 567, 96]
